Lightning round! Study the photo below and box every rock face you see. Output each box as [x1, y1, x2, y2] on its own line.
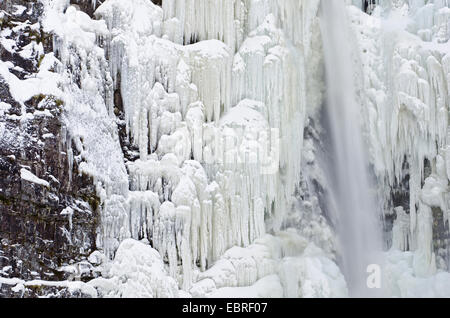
[0, 0, 164, 297]
[0, 0, 99, 296]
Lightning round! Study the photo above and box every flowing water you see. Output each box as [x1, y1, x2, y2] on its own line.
[320, 0, 384, 297]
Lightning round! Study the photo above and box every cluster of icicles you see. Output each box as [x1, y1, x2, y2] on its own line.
[348, 0, 450, 276]
[47, 0, 324, 291]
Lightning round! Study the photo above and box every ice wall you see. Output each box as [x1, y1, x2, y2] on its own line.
[39, 0, 343, 296]
[348, 0, 450, 295]
[33, 0, 450, 298]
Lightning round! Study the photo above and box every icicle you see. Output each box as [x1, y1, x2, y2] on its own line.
[392, 207, 410, 251]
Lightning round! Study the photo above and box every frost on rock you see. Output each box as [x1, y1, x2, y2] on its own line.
[42, 1, 130, 257]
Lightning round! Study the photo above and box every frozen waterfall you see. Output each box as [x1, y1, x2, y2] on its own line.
[320, 0, 384, 297]
[1, 0, 448, 298]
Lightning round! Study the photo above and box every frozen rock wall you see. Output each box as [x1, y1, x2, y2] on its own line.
[0, 0, 102, 297]
[15, 0, 340, 297]
[4, 0, 449, 298]
[349, 0, 450, 296]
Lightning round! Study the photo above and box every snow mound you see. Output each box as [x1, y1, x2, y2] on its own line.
[89, 239, 179, 298]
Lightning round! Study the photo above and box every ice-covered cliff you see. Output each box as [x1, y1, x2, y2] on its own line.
[349, 0, 450, 296]
[0, 0, 449, 298]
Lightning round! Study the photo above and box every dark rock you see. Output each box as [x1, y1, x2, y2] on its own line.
[0, 0, 100, 294]
[432, 207, 450, 270]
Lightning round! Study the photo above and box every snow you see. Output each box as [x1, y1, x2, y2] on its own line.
[210, 275, 284, 298]
[384, 249, 450, 297]
[190, 231, 347, 298]
[12, 5, 26, 16]
[0, 102, 11, 116]
[0, 57, 61, 112]
[88, 239, 179, 298]
[0, 13, 60, 117]
[41, 0, 130, 258]
[0, 276, 98, 298]
[60, 207, 74, 230]
[20, 168, 50, 187]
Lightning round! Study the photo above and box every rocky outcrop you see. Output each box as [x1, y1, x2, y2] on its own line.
[0, 0, 99, 295]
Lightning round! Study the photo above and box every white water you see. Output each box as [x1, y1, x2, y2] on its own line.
[320, 0, 383, 297]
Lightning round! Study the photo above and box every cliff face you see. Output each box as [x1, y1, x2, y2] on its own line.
[0, 0, 338, 298]
[0, 0, 100, 297]
[0, 0, 449, 298]
[348, 1, 450, 296]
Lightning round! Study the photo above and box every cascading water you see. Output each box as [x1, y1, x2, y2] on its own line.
[320, 0, 384, 297]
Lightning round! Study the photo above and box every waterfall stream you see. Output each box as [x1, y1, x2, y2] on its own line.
[320, 0, 384, 297]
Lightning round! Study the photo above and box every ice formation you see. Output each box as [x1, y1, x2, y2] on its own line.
[20, 168, 50, 187]
[34, 0, 342, 297]
[348, 0, 450, 296]
[2, 0, 446, 298]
